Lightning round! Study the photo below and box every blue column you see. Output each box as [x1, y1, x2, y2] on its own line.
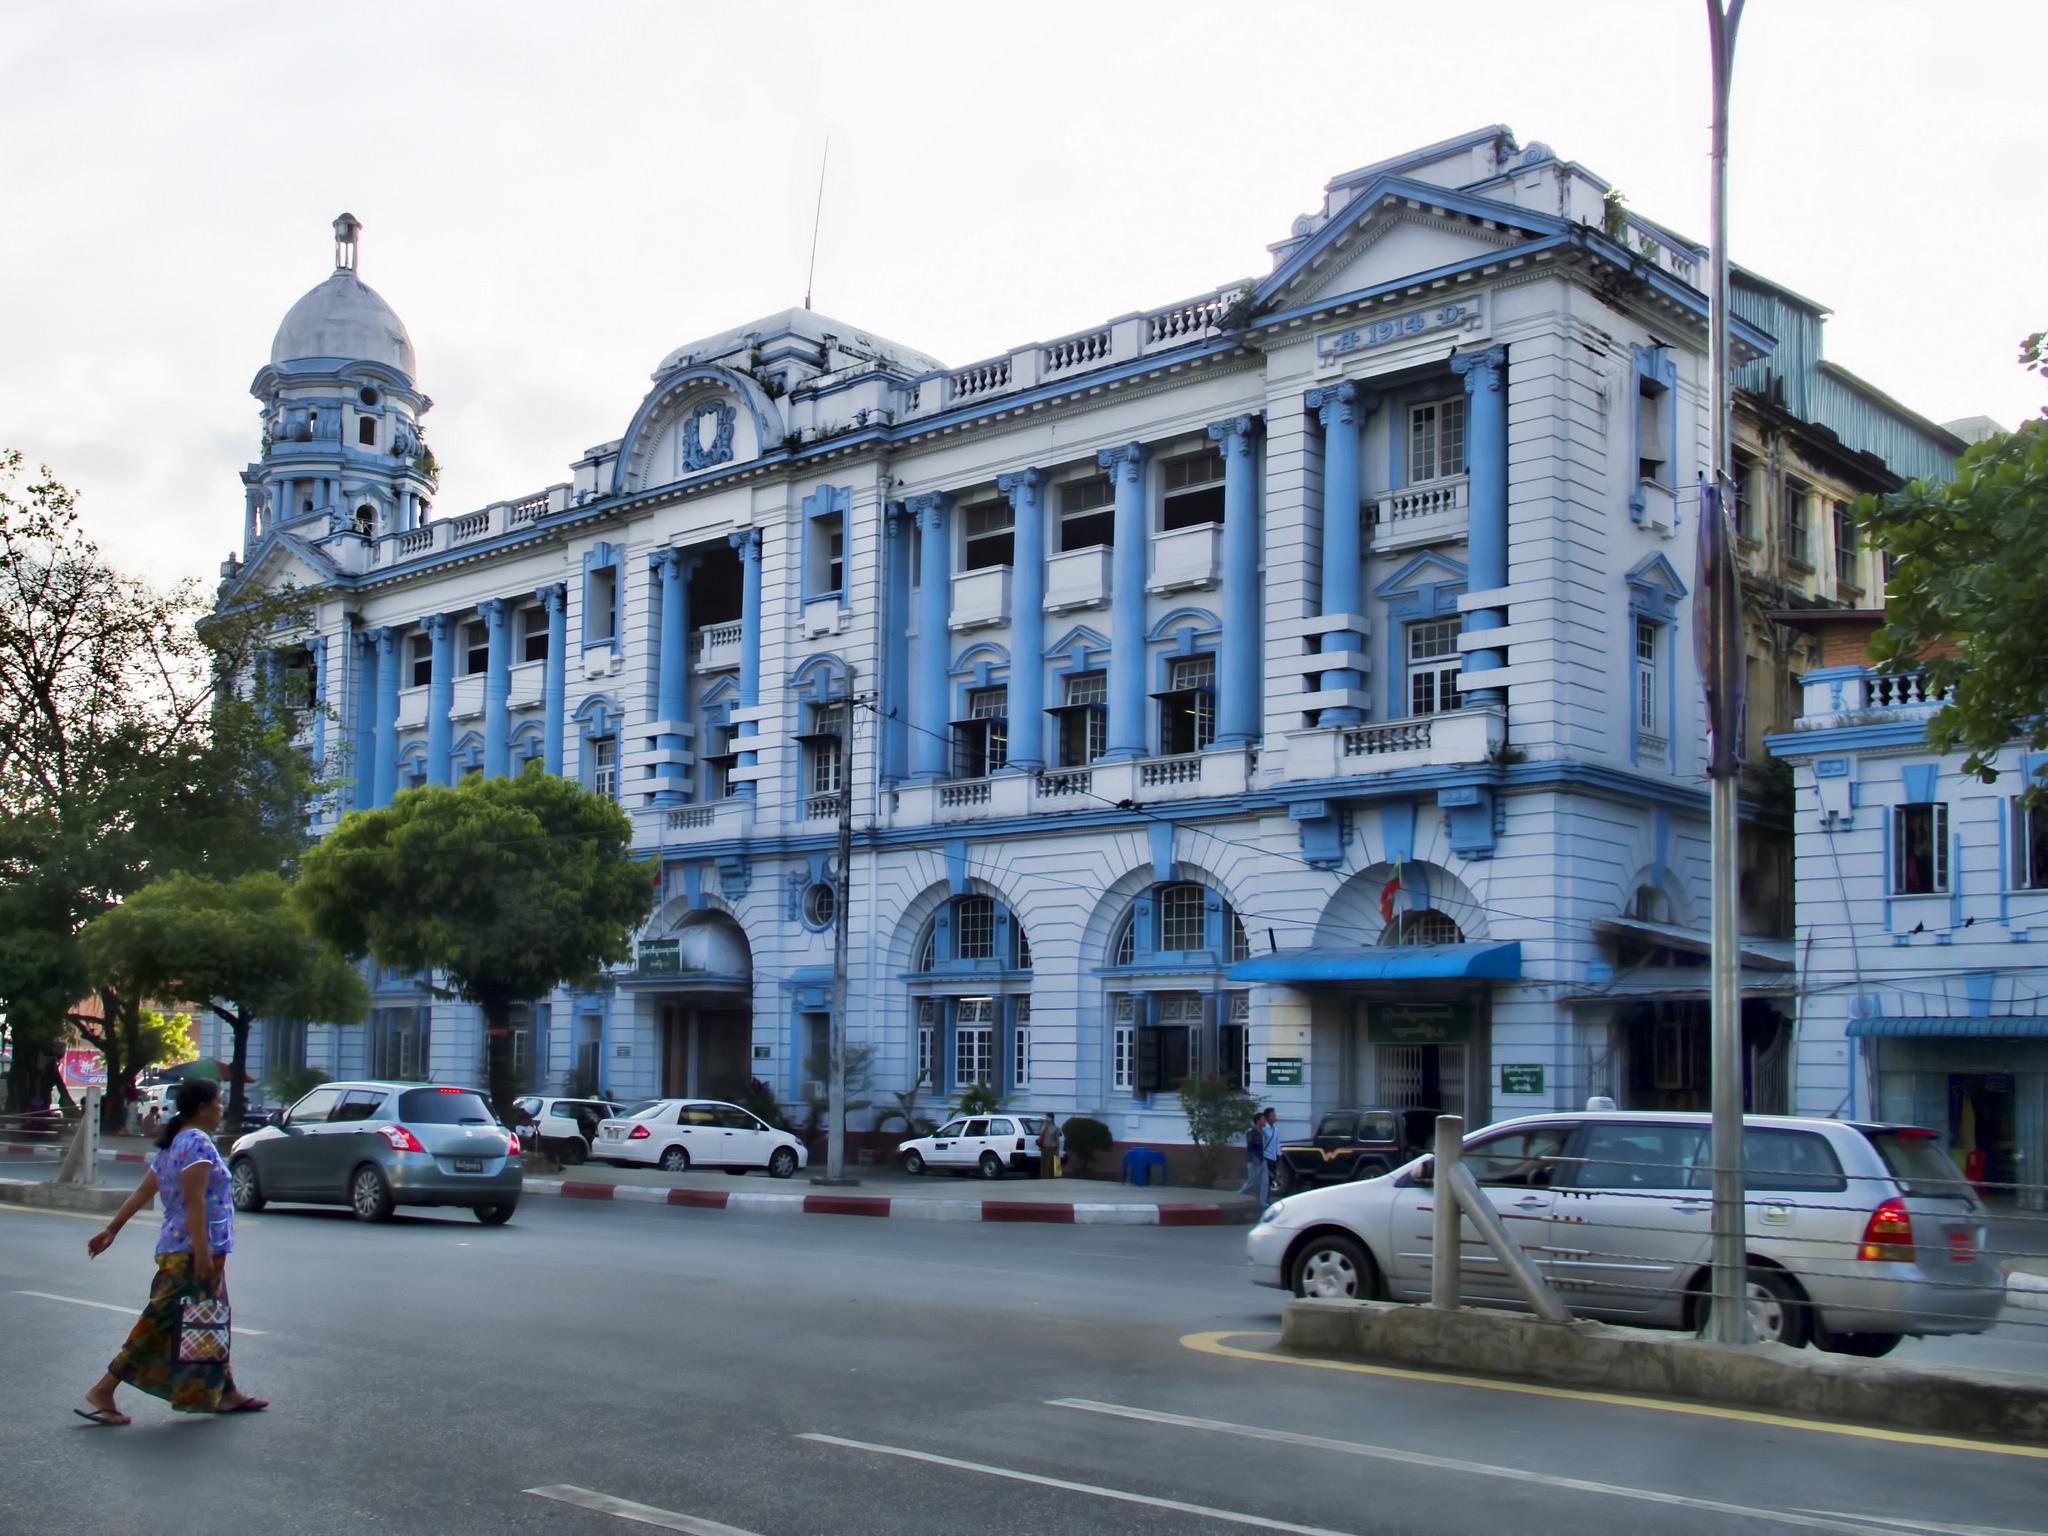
[882, 509, 912, 782]
[370, 627, 401, 805]
[906, 493, 952, 781]
[1452, 345, 1509, 702]
[651, 548, 691, 806]
[1305, 383, 1369, 724]
[424, 613, 453, 786]
[729, 529, 762, 798]
[1207, 414, 1263, 746]
[996, 469, 1045, 772]
[307, 632, 327, 779]
[537, 583, 567, 775]
[1099, 442, 1149, 760]
[352, 628, 376, 811]
[481, 598, 511, 777]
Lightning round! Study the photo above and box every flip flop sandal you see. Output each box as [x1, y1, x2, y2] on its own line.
[216, 1397, 268, 1413]
[72, 1408, 130, 1427]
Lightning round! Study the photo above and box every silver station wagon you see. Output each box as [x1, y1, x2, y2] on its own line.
[1247, 1111, 2003, 1356]
[229, 1081, 523, 1225]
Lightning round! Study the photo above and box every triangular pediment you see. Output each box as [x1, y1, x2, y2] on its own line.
[222, 531, 336, 606]
[1256, 176, 1563, 316]
[1376, 550, 1467, 598]
[1626, 552, 1688, 600]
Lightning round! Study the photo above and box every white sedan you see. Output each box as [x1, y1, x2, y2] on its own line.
[898, 1114, 1045, 1179]
[592, 1098, 807, 1178]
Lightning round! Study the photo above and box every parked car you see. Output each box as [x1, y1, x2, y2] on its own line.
[1247, 1111, 2001, 1356]
[511, 1096, 621, 1165]
[898, 1115, 1045, 1179]
[1272, 1107, 1439, 1196]
[591, 1098, 806, 1177]
[227, 1081, 522, 1225]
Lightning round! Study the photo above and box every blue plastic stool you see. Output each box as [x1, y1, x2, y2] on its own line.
[1121, 1147, 1166, 1187]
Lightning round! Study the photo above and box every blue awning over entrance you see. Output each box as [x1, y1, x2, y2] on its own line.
[1846, 1017, 2048, 1038]
[1228, 942, 1521, 984]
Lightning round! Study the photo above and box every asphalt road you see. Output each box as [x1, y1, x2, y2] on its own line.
[3, 1180, 2045, 1536]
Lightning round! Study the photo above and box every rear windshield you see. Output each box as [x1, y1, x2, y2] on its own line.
[396, 1089, 495, 1125]
[622, 1101, 663, 1120]
[1866, 1130, 1973, 1199]
[1314, 1114, 1356, 1140]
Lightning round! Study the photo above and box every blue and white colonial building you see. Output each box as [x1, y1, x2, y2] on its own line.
[1769, 611, 2048, 1210]
[211, 129, 1907, 1147]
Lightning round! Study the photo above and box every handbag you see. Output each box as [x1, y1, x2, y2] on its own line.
[178, 1291, 231, 1363]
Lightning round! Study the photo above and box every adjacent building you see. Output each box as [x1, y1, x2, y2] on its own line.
[202, 127, 1954, 1151]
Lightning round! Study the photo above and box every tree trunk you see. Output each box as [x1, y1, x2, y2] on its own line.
[480, 995, 515, 1124]
[224, 1009, 251, 1128]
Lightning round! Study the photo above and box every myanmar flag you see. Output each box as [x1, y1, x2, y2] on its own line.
[1378, 858, 1403, 925]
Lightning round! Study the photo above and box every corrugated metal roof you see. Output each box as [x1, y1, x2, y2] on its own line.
[1228, 942, 1521, 984]
[1845, 1017, 2048, 1038]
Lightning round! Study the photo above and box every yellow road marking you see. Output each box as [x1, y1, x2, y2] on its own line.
[0, 1202, 101, 1222]
[1180, 1331, 2048, 1461]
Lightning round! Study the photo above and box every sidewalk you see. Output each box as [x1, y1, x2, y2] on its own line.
[527, 1160, 1260, 1225]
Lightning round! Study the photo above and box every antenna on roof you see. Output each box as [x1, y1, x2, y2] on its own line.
[804, 136, 829, 311]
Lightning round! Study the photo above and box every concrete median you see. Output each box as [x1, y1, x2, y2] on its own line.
[1282, 1298, 2048, 1445]
[0, 1176, 140, 1215]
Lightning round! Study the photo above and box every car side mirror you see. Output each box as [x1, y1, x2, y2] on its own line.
[269, 1110, 286, 1129]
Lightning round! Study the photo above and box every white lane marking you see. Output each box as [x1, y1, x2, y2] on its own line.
[798, 1432, 1353, 1535]
[15, 1290, 268, 1334]
[1802, 1515, 2047, 1536]
[524, 1484, 761, 1534]
[1048, 1399, 1891, 1536]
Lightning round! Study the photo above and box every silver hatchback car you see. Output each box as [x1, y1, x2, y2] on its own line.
[1247, 1112, 2002, 1356]
[228, 1081, 523, 1225]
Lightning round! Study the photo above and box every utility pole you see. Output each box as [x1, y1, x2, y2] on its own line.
[1704, 0, 1750, 1344]
[816, 662, 858, 1187]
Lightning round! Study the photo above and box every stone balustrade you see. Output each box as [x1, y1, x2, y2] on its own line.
[693, 622, 744, 671]
[1282, 706, 1505, 781]
[1795, 667, 1952, 727]
[1369, 474, 1468, 554]
[371, 483, 573, 569]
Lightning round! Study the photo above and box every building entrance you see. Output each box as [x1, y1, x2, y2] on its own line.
[659, 1005, 752, 1099]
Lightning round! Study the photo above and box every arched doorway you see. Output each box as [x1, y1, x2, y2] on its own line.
[632, 904, 754, 1100]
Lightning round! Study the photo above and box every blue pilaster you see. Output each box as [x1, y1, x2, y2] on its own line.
[729, 529, 762, 798]
[883, 509, 912, 782]
[1099, 442, 1149, 760]
[308, 633, 327, 791]
[651, 548, 691, 806]
[481, 598, 511, 778]
[424, 613, 453, 786]
[1207, 414, 1263, 746]
[370, 627, 401, 805]
[1452, 345, 1508, 702]
[351, 628, 376, 812]
[537, 583, 566, 775]
[907, 493, 952, 781]
[1305, 383, 1367, 724]
[997, 469, 1046, 771]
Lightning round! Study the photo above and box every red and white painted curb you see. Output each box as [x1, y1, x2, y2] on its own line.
[523, 1176, 1252, 1226]
[2005, 1268, 2048, 1314]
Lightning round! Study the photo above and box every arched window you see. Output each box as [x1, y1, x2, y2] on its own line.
[916, 894, 1028, 972]
[1381, 909, 1464, 947]
[1113, 917, 1135, 966]
[1630, 886, 1669, 924]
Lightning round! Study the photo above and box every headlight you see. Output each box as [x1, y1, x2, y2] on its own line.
[1256, 1199, 1287, 1226]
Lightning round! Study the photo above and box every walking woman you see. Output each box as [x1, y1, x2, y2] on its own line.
[1037, 1110, 1063, 1179]
[75, 1079, 266, 1424]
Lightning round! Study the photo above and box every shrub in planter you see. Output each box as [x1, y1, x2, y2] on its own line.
[1062, 1116, 1113, 1176]
[1179, 1073, 1257, 1187]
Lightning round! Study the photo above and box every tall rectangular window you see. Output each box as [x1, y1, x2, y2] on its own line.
[916, 1000, 937, 1087]
[1056, 671, 1108, 766]
[705, 721, 736, 801]
[805, 702, 846, 796]
[1635, 618, 1659, 735]
[1012, 997, 1032, 1089]
[1157, 653, 1216, 755]
[1407, 619, 1462, 717]
[1059, 475, 1115, 551]
[1831, 501, 1857, 592]
[589, 736, 618, 800]
[807, 512, 845, 596]
[1892, 802, 1949, 894]
[954, 686, 1008, 779]
[1409, 397, 1466, 483]
[1144, 992, 1201, 1090]
[1636, 387, 1667, 485]
[1158, 883, 1207, 953]
[1782, 481, 1811, 566]
[1111, 996, 1136, 1092]
[521, 605, 549, 664]
[465, 620, 489, 676]
[954, 997, 995, 1088]
[1218, 991, 1250, 1091]
[586, 565, 618, 643]
[2018, 800, 2048, 891]
[1161, 447, 1225, 530]
[960, 499, 1014, 571]
[1731, 451, 1757, 540]
[954, 895, 996, 960]
[410, 635, 432, 689]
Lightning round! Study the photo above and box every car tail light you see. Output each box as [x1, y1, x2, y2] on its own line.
[1016, 1139, 1026, 1150]
[1858, 1197, 1914, 1261]
[506, 1132, 521, 1156]
[377, 1125, 425, 1154]
[629, 1124, 651, 1140]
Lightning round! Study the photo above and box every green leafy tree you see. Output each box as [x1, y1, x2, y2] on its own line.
[1178, 1073, 1258, 1186]
[79, 871, 369, 1127]
[291, 770, 657, 1117]
[0, 453, 318, 1124]
[1061, 1115, 1114, 1175]
[1859, 339, 2048, 801]
[801, 1040, 873, 1143]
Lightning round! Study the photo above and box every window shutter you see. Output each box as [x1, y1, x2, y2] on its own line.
[1135, 1025, 1164, 1095]
[999, 996, 1016, 1097]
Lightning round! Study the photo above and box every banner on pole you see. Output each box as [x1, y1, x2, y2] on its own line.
[1694, 481, 1747, 779]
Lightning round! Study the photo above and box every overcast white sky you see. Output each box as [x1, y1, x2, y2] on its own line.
[2, 0, 2039, 586]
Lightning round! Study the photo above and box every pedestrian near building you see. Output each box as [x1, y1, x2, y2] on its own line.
[75, 1079, 267, 1424]
[1037, 1111, 1063, 1178]
[1259, 1108, 1280, 1203]
[1236, 1107, 1271, 1208]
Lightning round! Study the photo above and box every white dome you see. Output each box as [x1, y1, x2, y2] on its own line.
[269, 268, 416, 377]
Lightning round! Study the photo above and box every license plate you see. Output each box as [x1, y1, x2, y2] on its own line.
[453, 1157, 484, 1173]
[604, 1127, 621, 1139]
[1947, 1228, 1977, 1262]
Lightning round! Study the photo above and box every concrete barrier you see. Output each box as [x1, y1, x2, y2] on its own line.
[0, 1176, 141, 1216]
[1282, 1298, 2048, 1445]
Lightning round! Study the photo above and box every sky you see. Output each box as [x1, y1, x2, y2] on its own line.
[2, 0, 2039, 587]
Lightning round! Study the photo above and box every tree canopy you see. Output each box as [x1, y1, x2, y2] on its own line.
[1858, 338, 2048, 801]
[292, 769, 657, 1115]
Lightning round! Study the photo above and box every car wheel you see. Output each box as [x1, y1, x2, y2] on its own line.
[768, 1147, 799, 1179]
[658, 1145, 690, 1173]
[1271, 1162, 1296, 1198]
[1816, 1330, 1902, 1358]
[349, 1164, 394, 1223]
[1291, 1232, 1376, 1300]
[473, 1201, 516, 1226]
[977, 1151, 1004, 1180]
[229, 1157, 266, 1213]
[1697, 1268, 1811, 1349]
[559, 1138, 587, 1167]
[901, 1150, 926, 1176]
